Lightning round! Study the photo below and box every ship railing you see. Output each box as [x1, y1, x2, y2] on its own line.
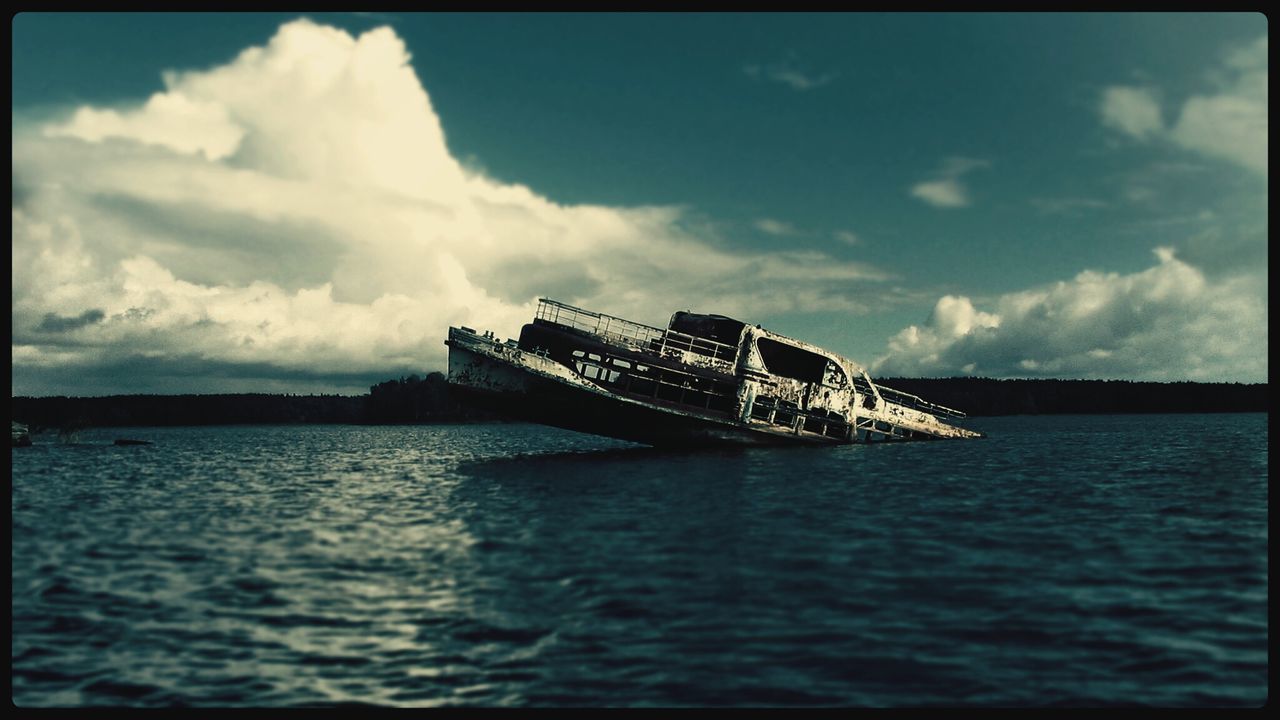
[851, 376, 967, 419]
[881, 387, 967, 419]
[536, 299, 737, 368]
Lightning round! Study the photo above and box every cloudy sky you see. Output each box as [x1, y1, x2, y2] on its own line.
[11, 13, 1267, 395]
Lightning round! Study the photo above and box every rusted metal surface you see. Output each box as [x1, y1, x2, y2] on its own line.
[446, 299, 984, 446]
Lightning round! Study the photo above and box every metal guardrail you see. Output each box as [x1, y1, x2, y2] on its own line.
[536, 299, 737, 366]
[536, 299, 665, 345]
[876, 383, 966, 418]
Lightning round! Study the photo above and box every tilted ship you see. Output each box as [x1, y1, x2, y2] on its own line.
[446, 298, 983, 447]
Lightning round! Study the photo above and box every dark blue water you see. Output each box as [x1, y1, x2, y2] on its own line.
[11, 414, 1268, 707]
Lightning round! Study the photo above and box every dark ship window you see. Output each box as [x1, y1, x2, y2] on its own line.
[755, 338, 828, 383]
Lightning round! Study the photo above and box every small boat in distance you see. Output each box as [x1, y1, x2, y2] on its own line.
[445, 299, 983, 447]
[12, 421, 32, 447]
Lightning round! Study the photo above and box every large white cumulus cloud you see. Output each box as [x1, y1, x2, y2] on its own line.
[872, 248, 1267, 382]
[13, 18, 883, 394]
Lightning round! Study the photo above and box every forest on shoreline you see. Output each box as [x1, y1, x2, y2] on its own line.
[12, 373, 1268, 431]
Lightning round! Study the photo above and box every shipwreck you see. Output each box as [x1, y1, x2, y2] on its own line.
[445, 299, 983, 447]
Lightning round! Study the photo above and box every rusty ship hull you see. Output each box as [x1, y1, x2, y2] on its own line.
[445, 299, 983, 448]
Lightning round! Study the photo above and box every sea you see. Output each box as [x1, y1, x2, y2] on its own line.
[10, 413, 1269, 707]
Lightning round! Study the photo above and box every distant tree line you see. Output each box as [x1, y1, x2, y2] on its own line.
[13, 391, 367, 431]
[876, 377, 1268, 417]
[11, 374, 1268, 430]
[13, 372, 488, 431]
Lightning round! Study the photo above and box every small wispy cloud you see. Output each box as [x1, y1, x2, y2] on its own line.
[754, 217, 799, 236]
[833, 230, 860, 246]
[1100, 86, 1164, 140]
[744, 57, 837, 91]
[911, 179, 968, 209]
[909, 156, 990, 209]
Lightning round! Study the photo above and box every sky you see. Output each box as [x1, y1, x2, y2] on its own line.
[11, 12, 1268, 396]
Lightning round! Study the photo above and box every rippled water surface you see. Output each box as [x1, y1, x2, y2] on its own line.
[11, 414, 1268, 707]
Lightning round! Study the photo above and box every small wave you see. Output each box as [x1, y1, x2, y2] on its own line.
[296, 653, 374, 668]
[81, 678, 165, 701]
[588, 597, 656, 621]
[452, 623, 552, 645]
[257, 612, 368, 629]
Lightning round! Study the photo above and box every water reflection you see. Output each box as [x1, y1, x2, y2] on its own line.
[443, 443, 880, 705]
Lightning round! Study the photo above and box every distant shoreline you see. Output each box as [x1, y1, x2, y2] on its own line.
[11, 376, 1268, 430]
